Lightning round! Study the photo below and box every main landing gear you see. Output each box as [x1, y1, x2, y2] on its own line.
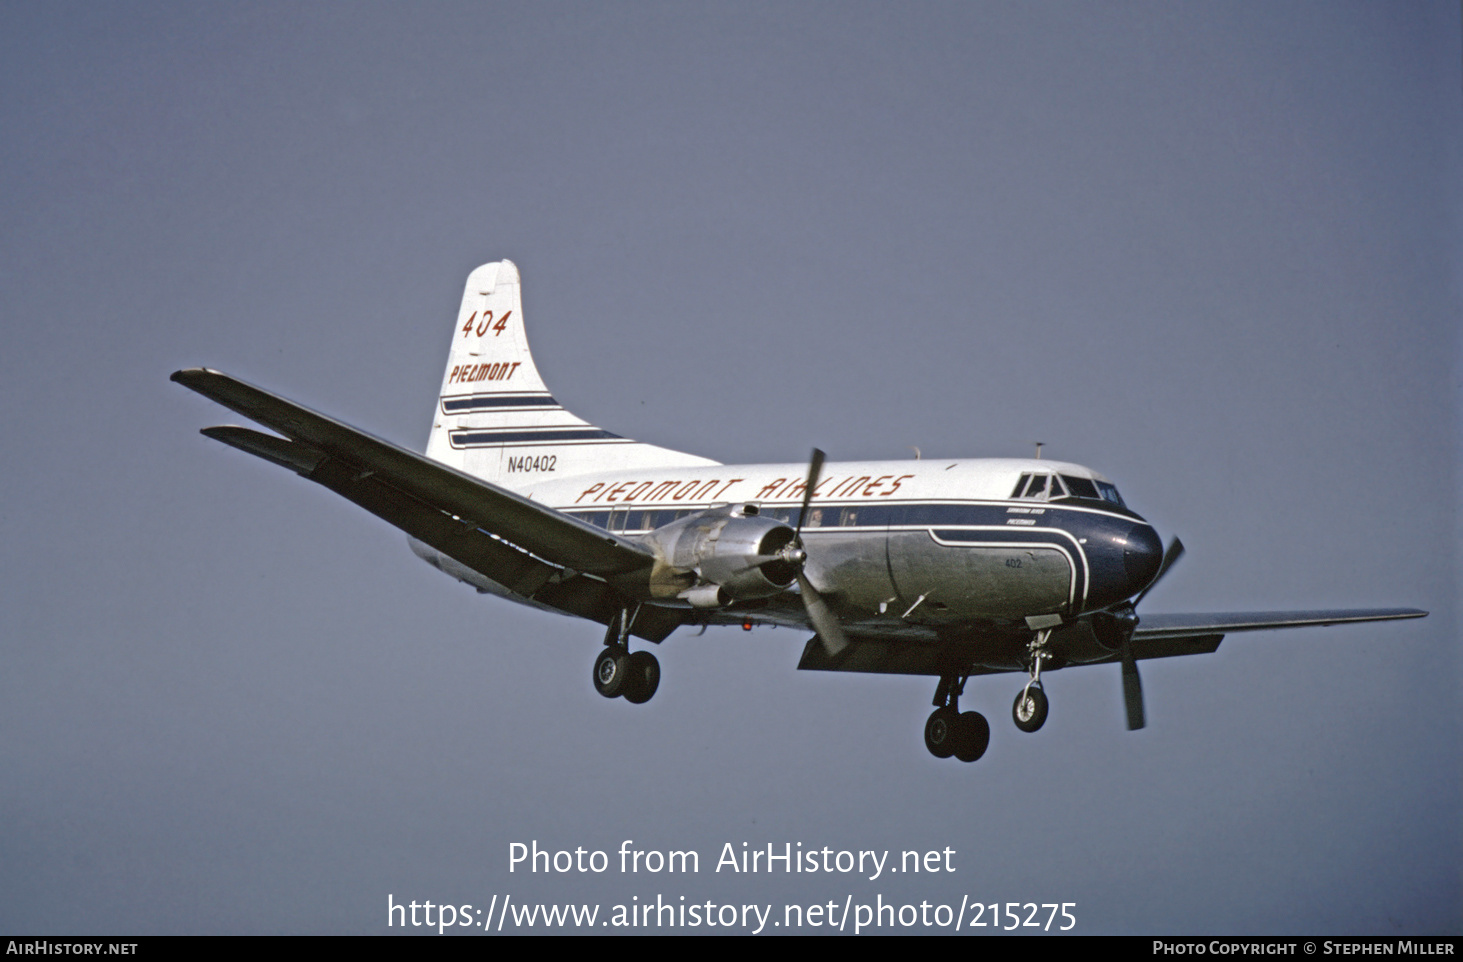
[593, 608, 660, 705]
[925, 675, 990, 763]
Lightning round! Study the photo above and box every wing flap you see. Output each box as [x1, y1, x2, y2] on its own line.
[796, 635, 1002, 676]
[1127, 633, 1223, 660]
[173, 368, 655, 578]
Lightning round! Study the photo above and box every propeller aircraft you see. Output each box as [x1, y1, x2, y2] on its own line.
[172, 260, 1427, 762]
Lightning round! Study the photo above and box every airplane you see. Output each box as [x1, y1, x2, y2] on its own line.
[172, 259, 1427, 763]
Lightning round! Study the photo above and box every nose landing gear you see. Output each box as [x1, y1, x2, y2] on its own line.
[1012, 685, 1048, 733]
[1013, 629, 1052, 733]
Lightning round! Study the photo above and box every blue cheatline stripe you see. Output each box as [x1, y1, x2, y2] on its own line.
[440, 393, 559, 413]
[448, 427, 625, 447]
[559, 502, 1137, 530]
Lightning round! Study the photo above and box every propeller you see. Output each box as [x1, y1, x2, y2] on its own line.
[794, 448, 825, 532]
[1116, 536, 1184, 731]
[718, 448, 847, 655]
[788, 448, 849, 657]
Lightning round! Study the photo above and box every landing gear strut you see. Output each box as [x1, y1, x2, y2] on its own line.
[924, 675, 989, 762]
[593, 607, 659, 704]
[1013, 628, 1052, 733]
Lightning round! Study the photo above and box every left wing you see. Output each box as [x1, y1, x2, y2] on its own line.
[1112, 607, 1428, 663]
[1130, 608, 1427, 640]
[798, 608, 1427, 676]
[172, 369, 683, 640]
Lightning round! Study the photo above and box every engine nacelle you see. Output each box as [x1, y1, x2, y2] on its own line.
[641, 505, 797, 603]
[1087, 606, 1139, 652]
[1037, 608, 1141, 667]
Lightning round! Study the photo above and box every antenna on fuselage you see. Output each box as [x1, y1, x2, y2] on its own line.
[909, 446, 921, 460]
[1034, 441, 1044, 459]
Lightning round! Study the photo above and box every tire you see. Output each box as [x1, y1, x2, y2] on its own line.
[593, 647, 630, 698]
[1012, 686, 1049, 733]
[953, 711, 990, 762]
[924, 707, 959, 758]
[622, 651, 661, 704]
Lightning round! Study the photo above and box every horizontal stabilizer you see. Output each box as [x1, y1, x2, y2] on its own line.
[201, 426, 324, 476]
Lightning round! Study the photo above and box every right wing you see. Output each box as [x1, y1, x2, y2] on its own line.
[172, 369, 683, 641]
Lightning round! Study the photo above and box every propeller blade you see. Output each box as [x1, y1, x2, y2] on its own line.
[797, 570, 849, 657]
[794, 448, 826, 535]
[787, 448, 847, 656]
[1134, 536, 1185, 607]
[1120, 644, 1146, 730]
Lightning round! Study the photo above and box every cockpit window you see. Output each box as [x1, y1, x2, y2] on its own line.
[1059, 474, 1098, 500]
[1014, 472, 1126, 507]
[1013, 473, 1051, 500]
[1031, 474, 1050, 498]
[1094, 481, 1125, 506]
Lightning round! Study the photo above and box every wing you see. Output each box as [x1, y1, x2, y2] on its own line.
[1113, 607, 1428, 662]
[172, 368, 683, 641]
[797, 608, 1427, 676]
[1131, 608, 1428, 640]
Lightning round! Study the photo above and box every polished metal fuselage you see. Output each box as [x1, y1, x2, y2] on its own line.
[517, 456, 1162, 637]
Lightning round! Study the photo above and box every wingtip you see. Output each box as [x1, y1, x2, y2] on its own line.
[171, 368, 230, 392]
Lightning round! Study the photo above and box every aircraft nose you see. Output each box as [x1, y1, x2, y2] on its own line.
[1122, 523, 1163, 593]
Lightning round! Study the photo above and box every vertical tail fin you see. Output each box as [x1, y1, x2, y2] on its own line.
[425, 261, 716, 486]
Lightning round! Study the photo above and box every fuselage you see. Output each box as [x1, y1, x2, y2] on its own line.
[496, 456, 1162, 632]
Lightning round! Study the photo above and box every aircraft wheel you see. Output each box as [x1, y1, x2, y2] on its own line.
[1012, 686, 1049, 733]
[924, 707, 959, 759]
[593, 647, 630, 699]
[953, 711, 990, 762]
[622, 651, 660, 705]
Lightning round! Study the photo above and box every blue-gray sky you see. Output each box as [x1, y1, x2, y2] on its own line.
[2, 1, 1458, 935]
